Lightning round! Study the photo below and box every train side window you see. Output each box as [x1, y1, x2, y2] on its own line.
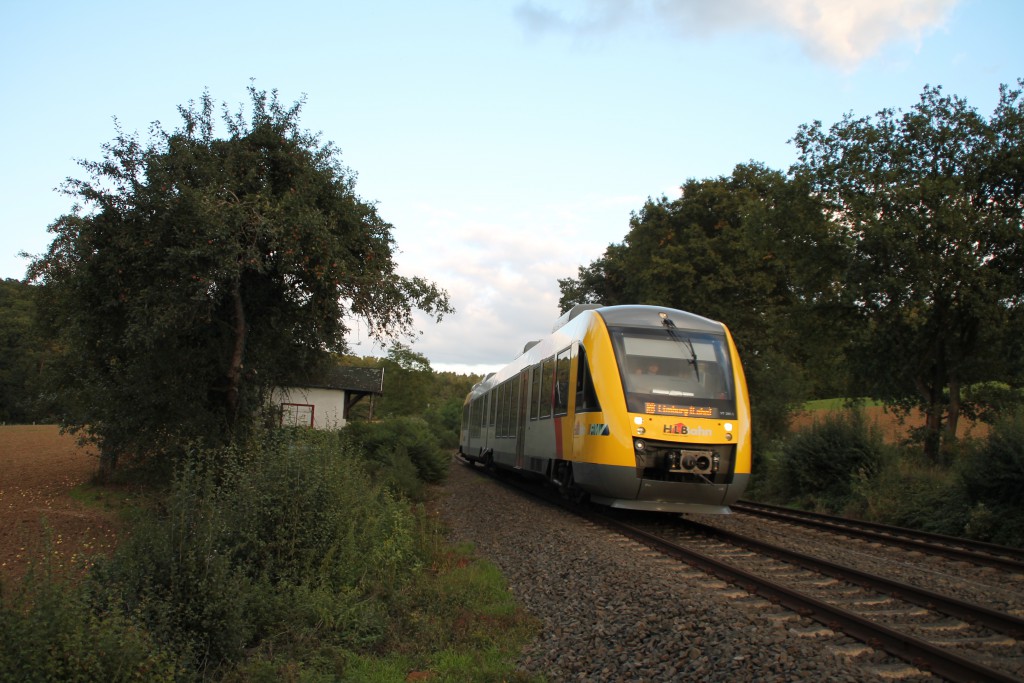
[488, 388, 496, 428]
[553, 348, 571, 416]
[575, 346, 601, 413]
[509, 375, 521, 434]
[540, 356, 555, 419]
[529, 364, 540, 420]
[495, 382, 505, 437]
[503, 380, 513, 437]
[469, 399, 480, 438]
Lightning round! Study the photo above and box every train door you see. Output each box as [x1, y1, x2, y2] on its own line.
[514, 368, 530, 469]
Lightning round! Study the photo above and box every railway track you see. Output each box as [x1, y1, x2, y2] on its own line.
[615, 512, 1024, 683]
[464, 460, 1024, 682]
[732, 500, 1024, 573]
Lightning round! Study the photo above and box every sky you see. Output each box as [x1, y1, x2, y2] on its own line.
[2, 0, 1021, 375]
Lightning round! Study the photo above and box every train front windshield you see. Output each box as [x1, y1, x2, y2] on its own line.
[610, 327, 738, 420]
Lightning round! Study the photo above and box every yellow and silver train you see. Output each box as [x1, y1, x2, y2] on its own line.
[458, 304, 751, 514]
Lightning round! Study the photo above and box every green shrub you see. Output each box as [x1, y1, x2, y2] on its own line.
[773, 410, 885, 511]
[851, 452, 969, 534]
[343, 417, 450, 499]
[424, 397, 466, 449]
[0, 561, 183, 681]
[92, 429, 425, 674]
[955, 411, 1024, 547]
[6, 425, 534, 681]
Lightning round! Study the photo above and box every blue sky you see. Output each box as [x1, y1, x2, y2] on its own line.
[2, 0, 1021, 374]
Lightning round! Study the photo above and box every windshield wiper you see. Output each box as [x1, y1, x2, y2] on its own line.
[661, 316, 700, 382]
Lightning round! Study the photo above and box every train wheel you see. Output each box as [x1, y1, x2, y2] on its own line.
[555, 462, 588, 504]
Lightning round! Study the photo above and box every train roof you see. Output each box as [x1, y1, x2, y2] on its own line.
[595, 305, 726, 334]
[552, 304, 726, 335]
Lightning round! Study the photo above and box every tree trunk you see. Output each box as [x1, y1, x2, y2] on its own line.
[225, 277, 247, 427]
[98, 448, 119, 481]
[944, 374, 961, 455]
[915, 376, 943, 461]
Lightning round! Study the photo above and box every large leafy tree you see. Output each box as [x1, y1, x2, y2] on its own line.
[28, 87, 452, 469]
[791, 82, 1024, 459]
[559, 163, 843, 442]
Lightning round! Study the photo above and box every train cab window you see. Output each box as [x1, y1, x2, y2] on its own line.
[575, 346, 601, 413]
[553, 348, 571, 416]
[611, 327, 737, 419]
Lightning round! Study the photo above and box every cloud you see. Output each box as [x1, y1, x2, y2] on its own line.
[514, 0, 637, 39]
[363, 195, 636, 374]
[515, 0, 959, 71]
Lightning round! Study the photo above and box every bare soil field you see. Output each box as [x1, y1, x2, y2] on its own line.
[788, 405, 990, 443]
[0, 425, 120, 585]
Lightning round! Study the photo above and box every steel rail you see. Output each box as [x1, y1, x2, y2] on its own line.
[588, 511, 1024, 683]
[733, 500, 1024, 573]
[458, 459, 1024, 682]
[681, 517, 1024, 639]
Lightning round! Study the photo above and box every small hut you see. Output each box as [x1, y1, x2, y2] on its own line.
[270, 366, 384, 429]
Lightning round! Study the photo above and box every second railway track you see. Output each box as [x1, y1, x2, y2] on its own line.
[467, 459, 1024, 682]
[617, 512, 1024, 683]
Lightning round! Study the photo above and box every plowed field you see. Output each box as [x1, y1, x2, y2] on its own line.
[0, 425, 120, 584]
[788, 405, 989, 443]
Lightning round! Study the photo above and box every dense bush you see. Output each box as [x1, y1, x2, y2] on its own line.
[850, 454, 969, 534]
[424, 396, 466, 449]
[758, 410, 885, 511]
[956, 411, 1024, 547]
[89, 428, 425, 674]
[0, 560, 184, 681]
[2, 423, 538, 680]
[343, 416, 450, 499]
[751, 406, 1024, 548]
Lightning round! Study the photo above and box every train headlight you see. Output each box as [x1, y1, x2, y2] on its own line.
[724, 422, 734, 442]
[634, 439, 647, 452]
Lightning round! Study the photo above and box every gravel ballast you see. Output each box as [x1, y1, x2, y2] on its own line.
[437, 459, 937, 682]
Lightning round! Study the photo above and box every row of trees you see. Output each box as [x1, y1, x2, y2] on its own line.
[560, 83, 1024, 458]
[4, 82, 1022, 465]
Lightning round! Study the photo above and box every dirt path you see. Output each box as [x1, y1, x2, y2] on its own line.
[0, 425, 120, 585]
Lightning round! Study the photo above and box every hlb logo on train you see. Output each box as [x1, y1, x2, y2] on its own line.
[589, 423, 610, 436]
[664, 423, 712, 437]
